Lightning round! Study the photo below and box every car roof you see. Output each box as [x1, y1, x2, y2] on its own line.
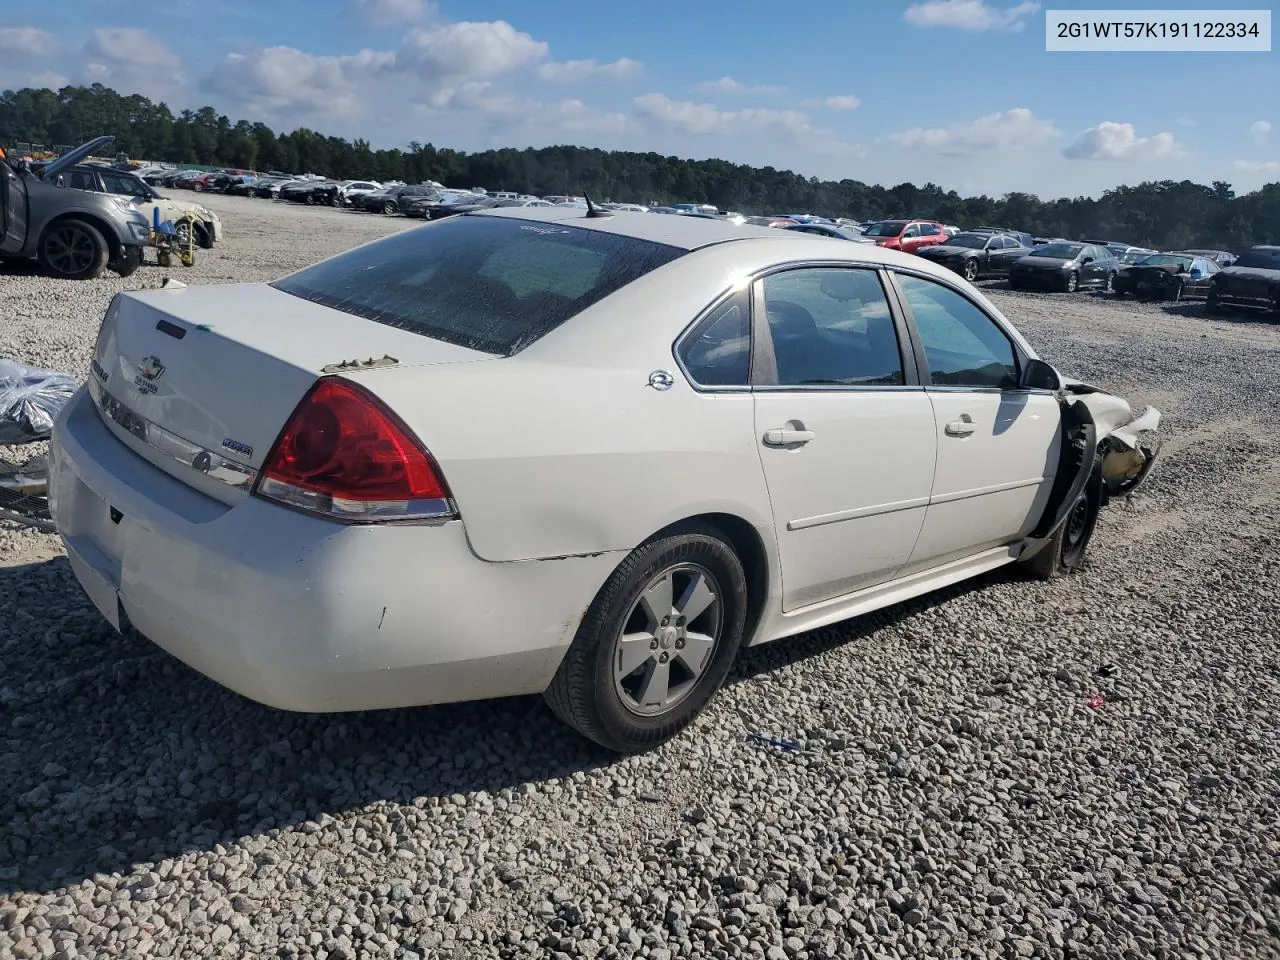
[468, 205, 793, 250]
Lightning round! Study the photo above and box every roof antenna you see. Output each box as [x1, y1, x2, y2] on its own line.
[583, 192, 613, 218]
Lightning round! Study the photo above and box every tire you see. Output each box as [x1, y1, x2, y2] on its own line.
[304, 194, 314, 206]
[39, 219, 109, 280]
[1206, 293, 1220, 315]
[382, 201, 396, 215]
[544, 524, 748, 753]
[1022, 473, 1101, 580]
[1064, 271, 1079, 293]
[1008, 278, 1022, 290]
[195, 224, 214, 249]
[1103, 272, 1116, 294]
[192, 183, 204, 193]
[1171, 280, 1184, 302]
[109, 245, 142, 278]
[963, 259, 980, 282]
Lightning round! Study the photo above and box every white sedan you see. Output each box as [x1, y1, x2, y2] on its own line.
[48, 208, 1161, 753]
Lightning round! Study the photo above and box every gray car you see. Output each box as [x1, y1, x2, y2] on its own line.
[1, 135, 151, 280]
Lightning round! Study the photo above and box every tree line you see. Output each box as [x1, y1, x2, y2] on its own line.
[2, 82, 1278, 251]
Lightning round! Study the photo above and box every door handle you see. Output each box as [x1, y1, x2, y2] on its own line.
[944, 417, 976, 437]
[763, 428, 815, 446]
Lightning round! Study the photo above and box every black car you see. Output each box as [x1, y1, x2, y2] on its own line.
[1175, 248, 1237, 267]
[280, 180, 343, 206]
[1114, 253, 1220, 301]
[402, 193, 499, 219]
[970, 226, 1036, 249]
[783, 223, 875, 243]
[1206, 245, 1280, 315]
[394, 185, 451, 214]
[1009, 242, 1120, 293]
[916, 231, 1032, 282]
[223, 176, 260, 196]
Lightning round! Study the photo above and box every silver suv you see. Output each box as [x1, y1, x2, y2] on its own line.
[1, 136, 151, 280]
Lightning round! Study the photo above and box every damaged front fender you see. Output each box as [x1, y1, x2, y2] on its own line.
[1066, 382, 1163, 500]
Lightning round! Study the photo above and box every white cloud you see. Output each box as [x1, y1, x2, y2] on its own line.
[1233, 159, 1280, 173]
[0, 26, 58, 56]
[1249, 120, 1272, 144]
[205, 46, 393, 116]
[1176, 117, 1197, 128]
[634, 93, 813, 138]
[549, 98, 628, 135]
[694, 76, 785, 97]
[350, 0, 430, 26]
[1062, 122, 1177, 161]
[904, 0, 1040, 31]
[888, 107, 1058, 156]
[539, 57, 643, 83]
[83, 27, 184, 92]
[801, 94, 861, 110]
[397, 20, 548, 84]
[29, 71, 69, 90]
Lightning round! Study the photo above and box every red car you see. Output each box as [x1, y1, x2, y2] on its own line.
[861, 219, 948, 253]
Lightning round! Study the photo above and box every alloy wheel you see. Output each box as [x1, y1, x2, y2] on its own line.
[43, 226, 96, 276]
[612, 563, 723, 717]
[964, 260, 979, 282]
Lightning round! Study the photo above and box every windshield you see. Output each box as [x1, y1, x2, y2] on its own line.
[1031, 242, 1083, 259]
[944, 233, 990, 249]
[272, 215, 686, 356]
[1235, 249, 1280, 269]
[862, 220, 907, 237]
[1134, 254, 1192, 269]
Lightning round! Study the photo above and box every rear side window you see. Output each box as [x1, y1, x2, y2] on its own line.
[272, 216, 685, 356]
[679, 291, 751, 387]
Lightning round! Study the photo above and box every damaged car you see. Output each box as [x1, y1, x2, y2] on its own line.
[1113, 252, 1219, 301]
[48, 209, 1162, 754]
[2, 135, 151, 280]
[1206, 245, 1280, 316]
[62, 164, 223, 249]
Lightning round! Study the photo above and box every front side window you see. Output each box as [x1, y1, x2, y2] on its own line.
[273, 215, 685, 356]
[897, 274, 1018, 389]
[918, 223, 941, 237]
[679, 292, 751, 387]
[67, 169, 98, 191]
[759, 268, 903, 387]
[902, 224, 921, 238]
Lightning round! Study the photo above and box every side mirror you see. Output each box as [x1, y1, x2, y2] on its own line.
[1081, 256, 1094, 264]
[1021, 358, 1061, 391]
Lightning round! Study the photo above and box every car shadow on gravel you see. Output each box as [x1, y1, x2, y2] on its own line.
[1, 555, 1013, 895]
[1160, 301, 1278, 325]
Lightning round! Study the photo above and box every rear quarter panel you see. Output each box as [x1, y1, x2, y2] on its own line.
[346, 239, 858, 565]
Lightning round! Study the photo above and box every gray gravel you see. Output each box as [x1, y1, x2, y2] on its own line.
[3, 192, 1280, 959]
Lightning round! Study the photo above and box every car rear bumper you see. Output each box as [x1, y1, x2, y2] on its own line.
[48, 389, 620, 713]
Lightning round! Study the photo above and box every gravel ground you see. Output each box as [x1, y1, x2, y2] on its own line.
[2, 193, 1279, 960]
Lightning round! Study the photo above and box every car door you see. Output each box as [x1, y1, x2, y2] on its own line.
[750, 266, 937, 610]
[1188, 257, 1217, 296]
[915, 222, 944, 251]
[1, 157, 28, 253]
[988, 237, 1023, 277]
[898, 222, 922, 250]
[891, 271, 1062, 573]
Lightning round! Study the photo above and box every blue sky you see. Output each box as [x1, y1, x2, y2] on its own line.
[1, 0, 1277, 197]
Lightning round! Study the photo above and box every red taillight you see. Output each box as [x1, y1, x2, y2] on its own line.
[254, 377, 454, 522]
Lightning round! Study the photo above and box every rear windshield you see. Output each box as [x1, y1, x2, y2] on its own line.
[272, 215, 686, 355]
[1032, 242, 1082, 259]
[862, 220, 907, 237]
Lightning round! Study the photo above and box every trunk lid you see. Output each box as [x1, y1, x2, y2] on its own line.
[90, 283, 495, 504]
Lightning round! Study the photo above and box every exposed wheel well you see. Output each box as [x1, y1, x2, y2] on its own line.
[651, 513, 771, 648]
[40, 213, 122, 261]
